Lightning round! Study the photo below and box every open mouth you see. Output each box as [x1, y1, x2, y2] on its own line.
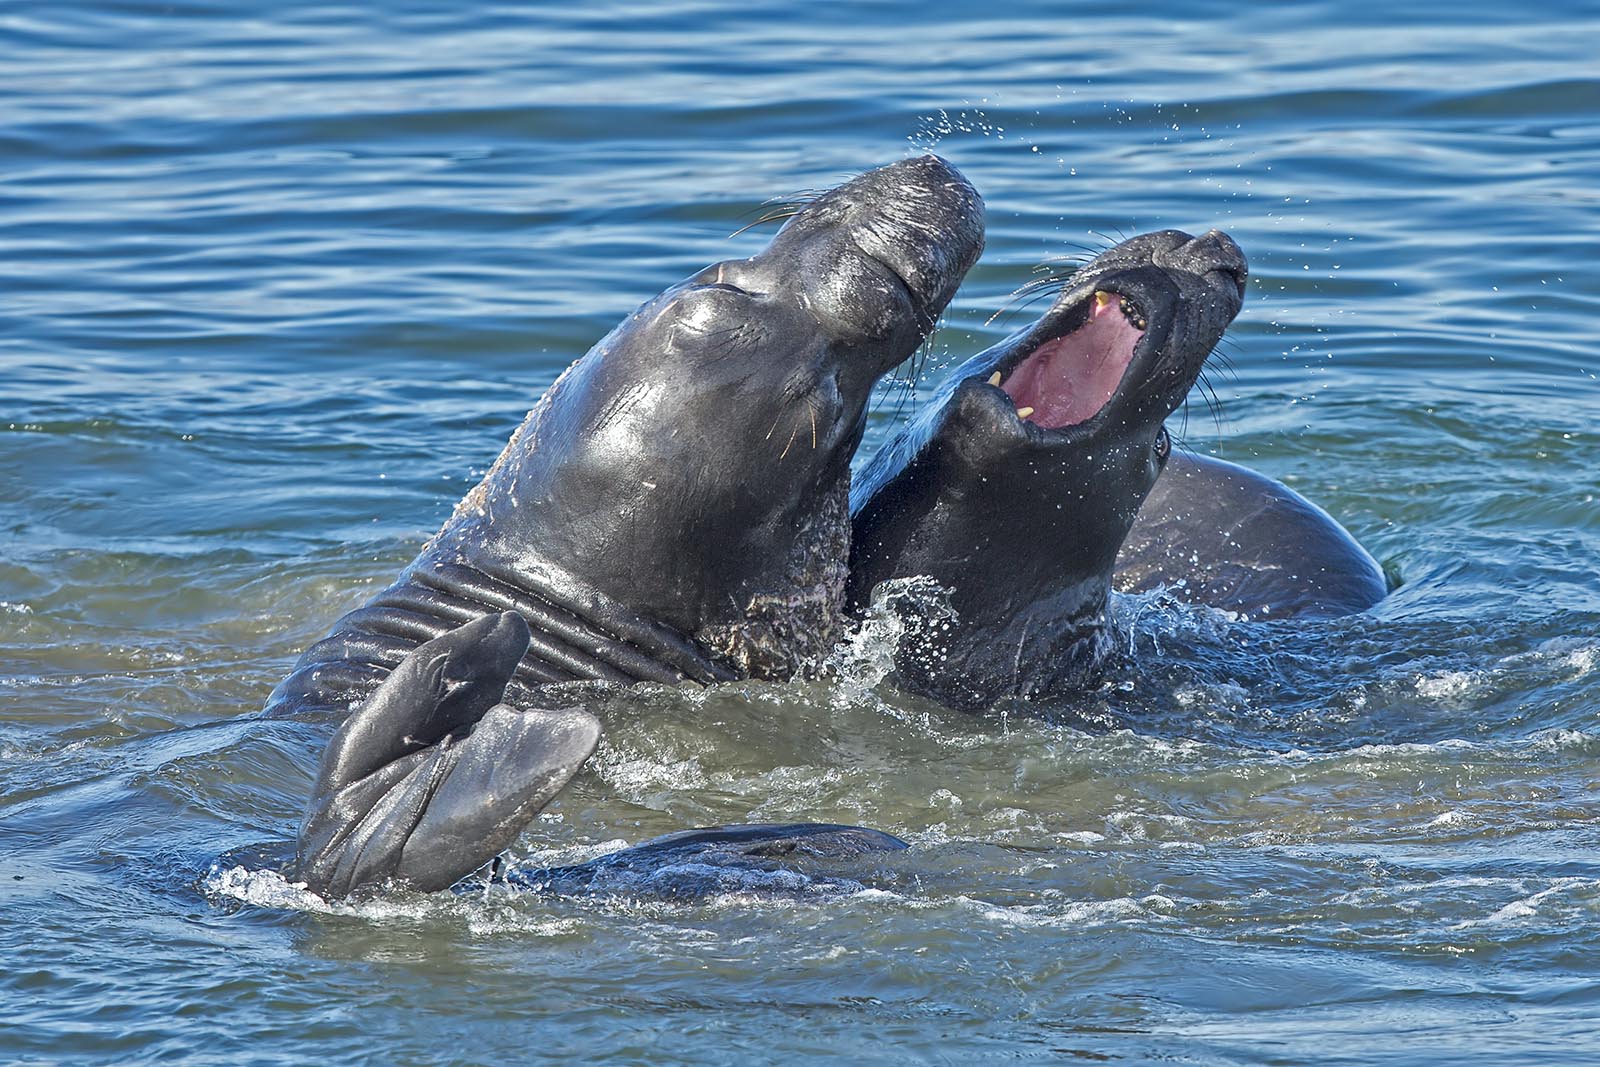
[983, 290, 1147, 430]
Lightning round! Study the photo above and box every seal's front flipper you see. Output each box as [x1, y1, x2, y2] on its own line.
[294, 611, 601, 898]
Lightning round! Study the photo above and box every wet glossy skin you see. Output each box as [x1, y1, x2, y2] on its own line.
[1115, 450, 1388, 619]
[286, 156, 985, 895]
[849, 230, 1246, 710]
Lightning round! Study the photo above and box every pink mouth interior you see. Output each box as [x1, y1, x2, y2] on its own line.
[999, 292, 1144, 429]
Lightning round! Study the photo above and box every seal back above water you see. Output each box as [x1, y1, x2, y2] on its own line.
[1115, 450, 1388, 619]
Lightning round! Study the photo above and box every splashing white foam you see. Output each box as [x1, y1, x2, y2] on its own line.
[827, 575, 956, 691]
[214, 864, 465, 921]
[1413, 669, 1485, 701]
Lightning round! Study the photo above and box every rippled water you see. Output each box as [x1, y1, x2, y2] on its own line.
[5, 2, 1600, 1063]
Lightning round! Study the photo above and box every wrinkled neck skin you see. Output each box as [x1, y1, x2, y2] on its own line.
[416, 154, 984, 682]
[850, 384, 1163, 709]
[423, 374, 859, 680]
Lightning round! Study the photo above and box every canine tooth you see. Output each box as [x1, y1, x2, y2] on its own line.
[1016, 406, 1035, 418]
[1095, 291, 1115, 310]
[987, 372, 1002, 386]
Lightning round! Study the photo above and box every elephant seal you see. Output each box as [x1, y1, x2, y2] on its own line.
[847, 229, 1245, 710]
[276, 155, 985, 896]
[496, 822, 909, 899]
[1115, 451, 1388, 619]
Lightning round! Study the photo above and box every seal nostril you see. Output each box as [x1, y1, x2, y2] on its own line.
[1186, 230, 1249, 300]
[1218, 263, 1249, 300]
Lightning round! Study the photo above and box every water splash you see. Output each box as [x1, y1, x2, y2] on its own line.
[827, 575, 957, 692]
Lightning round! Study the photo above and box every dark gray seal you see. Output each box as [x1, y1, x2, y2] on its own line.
[1115, 451, 1388, 619]
[275, 155, 985, 896]
[496, 822, 910, 899]
[847, 229, 1245, 709]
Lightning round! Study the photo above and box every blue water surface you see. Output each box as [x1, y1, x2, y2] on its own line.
[4, 2, 1600, 1064]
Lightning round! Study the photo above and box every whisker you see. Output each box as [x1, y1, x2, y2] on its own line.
[998, 277, 1068, 307]
[1207, 349, 1240, 382]
[1013, 270, 1074, 295]
[984, 283, 1066, 328]
[1058, 240, 1109, 259]
[726, 188, 826, 239]
[1195, 372, 1228, 439]
[1086, 230, 1124, 254]
[982, 266, 1077, 328]
[877, 327, 939, 422]
[727, 207, 803, 240]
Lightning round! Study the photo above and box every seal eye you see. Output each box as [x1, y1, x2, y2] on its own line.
[1154, 425, 1171, 462]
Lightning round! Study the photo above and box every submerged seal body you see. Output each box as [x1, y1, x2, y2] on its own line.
[1115, 451, 1387, 619]
[276, 156, 985, 896]
[499, 822, 910, 899]
[848, 229, 1246, 709]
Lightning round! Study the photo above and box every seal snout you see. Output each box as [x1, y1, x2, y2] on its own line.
[1174, 228, 1249, 300]
[838, 154, 986, 320]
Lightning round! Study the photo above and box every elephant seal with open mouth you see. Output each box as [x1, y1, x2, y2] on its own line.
[848, 229, 1244, 710]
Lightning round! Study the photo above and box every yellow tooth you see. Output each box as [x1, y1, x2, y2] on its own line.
[1016, 406, 1035, 419]
[987, 371, 1002, 386]
[1095, 290, 1115, 309]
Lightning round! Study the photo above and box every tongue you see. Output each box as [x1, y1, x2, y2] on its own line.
[1001, 293, 1144, 428]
